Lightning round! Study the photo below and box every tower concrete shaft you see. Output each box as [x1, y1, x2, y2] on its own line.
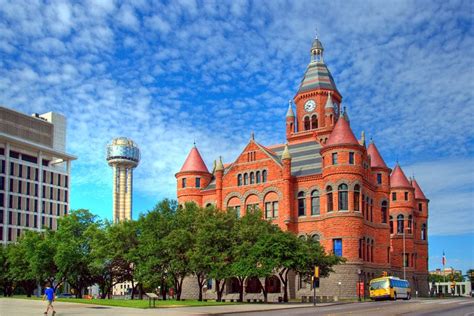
[113, 166, 134, 222]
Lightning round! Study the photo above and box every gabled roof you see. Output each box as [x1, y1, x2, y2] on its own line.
[390, 164, 411, 188]
[179, 146, 209, 173]
[367, 141, 388, 168]
[297, 61, 338, 94]
[411, 178, 427, 200]
[325, 116, 359, 146]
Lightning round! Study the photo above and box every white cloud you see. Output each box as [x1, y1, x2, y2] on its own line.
[0, 0, 472, 222]
[405, 158, 474, 236]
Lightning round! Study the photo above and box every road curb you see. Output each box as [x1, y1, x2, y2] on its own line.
[210, 301, 353, 315]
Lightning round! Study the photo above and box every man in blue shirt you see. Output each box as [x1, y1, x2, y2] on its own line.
[42, 282, 56, 315]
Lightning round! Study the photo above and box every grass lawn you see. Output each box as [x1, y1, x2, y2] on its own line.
[11, 295, 239, 309]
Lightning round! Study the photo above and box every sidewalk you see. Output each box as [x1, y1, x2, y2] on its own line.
[0, 298, 346, 316]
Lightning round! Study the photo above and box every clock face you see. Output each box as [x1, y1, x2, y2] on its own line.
[304, 99, 316, 112]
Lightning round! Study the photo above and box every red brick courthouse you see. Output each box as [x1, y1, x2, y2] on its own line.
[176, 38, 429, 300]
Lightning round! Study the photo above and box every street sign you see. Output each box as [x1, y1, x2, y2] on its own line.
[314, 266, 320, 278]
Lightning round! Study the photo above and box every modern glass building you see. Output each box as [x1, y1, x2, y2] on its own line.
[0, 106, 76, 244]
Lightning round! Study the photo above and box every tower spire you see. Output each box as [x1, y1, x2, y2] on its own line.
[286, 100, 295, 117]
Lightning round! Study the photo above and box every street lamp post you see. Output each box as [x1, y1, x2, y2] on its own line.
[357, 269, 362, 302]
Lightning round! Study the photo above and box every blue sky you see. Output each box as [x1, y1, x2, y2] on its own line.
[0, 0, 473, 274]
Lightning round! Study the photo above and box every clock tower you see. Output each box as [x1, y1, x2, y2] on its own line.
[289, 37, 342, 143]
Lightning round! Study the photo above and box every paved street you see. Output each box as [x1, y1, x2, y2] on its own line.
[220, 298, 474, 316]
[0, 298, 473, 316]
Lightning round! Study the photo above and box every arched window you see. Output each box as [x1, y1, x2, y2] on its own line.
[256, 171, 261, 183]
[262, 170, 267, 182]
[304, 116, 310, 130]
[397, 214, 404, 233]
[311, 234, 320, 242]
[243, 173, 248, 185]
[408, 215, 412, 234]
[311, 190, 320, 215]
[421, 223, 427, 240]
[381, 201, 388, 223]
[265, 276, 281, 293]
[326, 186, 333, 212]
[338, 184, 348, 210]
[237, 174, 242, 186]
[250, 172, 255, 184]
[354, 185, 360, 211]
[297, 191, 306, 216]
[311, 115, 318, 129]
[245, 277, 260, 293]
[389, 216, 393, 234]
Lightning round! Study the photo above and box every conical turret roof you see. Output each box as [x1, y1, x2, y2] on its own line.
[411, 178, 427, 200]
[179, 146, 209, 173]
[390, 164, 411, 188]
[326, 115, 359, 146]
[367, 141, 387, 168]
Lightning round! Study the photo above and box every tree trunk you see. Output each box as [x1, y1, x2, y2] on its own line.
[278, 268, 289, 302]
[215, 279, 224, 302]
[138, 283, 144, 300]
[260, 279, 268, 303]
[196, 274, 205, 301]
[238, 277, 245, 302]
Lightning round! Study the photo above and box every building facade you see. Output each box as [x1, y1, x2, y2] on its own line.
[0, 106, 76, 244]
[175, 38, 430, 299]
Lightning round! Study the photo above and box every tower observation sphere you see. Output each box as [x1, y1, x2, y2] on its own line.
[106, 137, 140, 223]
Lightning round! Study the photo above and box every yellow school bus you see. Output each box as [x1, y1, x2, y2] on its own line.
[369, 276, 411, 300]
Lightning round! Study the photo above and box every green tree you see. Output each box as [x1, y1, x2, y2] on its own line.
[54, 209, 97, 298]
[6, 239, 36, 296]
[207, 207, 237, 302]
[22, 230, 62, 292]
[88, 220, 140, 299]
[189, 205, 236, 301]
[230, 208, 275, 302]
[135, 199, 177, 299]
[0, 244, 14, 296]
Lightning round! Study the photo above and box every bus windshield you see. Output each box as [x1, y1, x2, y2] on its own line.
[370, 279, 389, 290]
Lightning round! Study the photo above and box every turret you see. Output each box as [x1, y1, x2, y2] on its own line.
[320, 112, 364, 212]
[286, 100, 295, 139]
[367, 140, 391, 188]
[215, 156, 224, 209]
[175, 145, 212, 206]
[281, 143, 292, 227]
[292, 37, 342, 139]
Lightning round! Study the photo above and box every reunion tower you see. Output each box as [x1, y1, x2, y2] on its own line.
[106, 137, 140, 223]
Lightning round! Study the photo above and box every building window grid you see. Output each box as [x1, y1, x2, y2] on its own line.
[349, 152, 354, 164]
[337, 184, 348, 210]
[326, 186, 333, 212]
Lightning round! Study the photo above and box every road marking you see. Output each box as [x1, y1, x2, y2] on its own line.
[439, 299, 465, 304]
